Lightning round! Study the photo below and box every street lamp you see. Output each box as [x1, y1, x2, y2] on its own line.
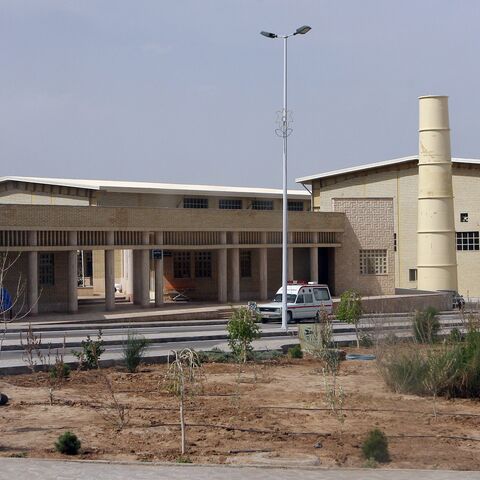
[260, 25, 311, 332]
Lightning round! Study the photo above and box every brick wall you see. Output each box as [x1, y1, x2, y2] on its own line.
[333, 198, 395, 296]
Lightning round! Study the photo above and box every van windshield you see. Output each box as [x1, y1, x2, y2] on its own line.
[273, 294, 297, 303]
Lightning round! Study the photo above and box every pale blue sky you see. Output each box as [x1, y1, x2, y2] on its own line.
[1, 1, 479, 188]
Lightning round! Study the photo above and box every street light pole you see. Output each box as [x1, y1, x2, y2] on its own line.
[260, 25, 311, 332]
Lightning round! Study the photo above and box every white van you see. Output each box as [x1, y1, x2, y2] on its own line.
[257, 282, 333, 323]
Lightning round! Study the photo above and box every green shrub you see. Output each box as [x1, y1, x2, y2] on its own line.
[122, 331, 149, 373]
[197, 347, 232, 363]
[379, 332, 480, 399]
[55, 431, 81, 455]
[413, 307, 440, 343]
[448, 327, 463, 343]
[227, 307, 261, 363]
[377, 345, 428, 395]
[73, 330, 104, 369]
[288, 344, 303, 359]
[361, 429, 390, 463]
[252, 350, 283, 361]
[336, 289, 362, 348]
[49, 362, 71, 380]
[359, 332, 374, 348]
[447, 330, 480, 398]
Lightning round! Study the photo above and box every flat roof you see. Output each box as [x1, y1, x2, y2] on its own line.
[0, 176, 309, 199]
[296, 155, 480, 184]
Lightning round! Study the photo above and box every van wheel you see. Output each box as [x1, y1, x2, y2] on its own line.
[287, 311, 293, 324]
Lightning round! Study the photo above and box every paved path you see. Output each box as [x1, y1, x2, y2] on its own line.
[0, 459, 479, 480]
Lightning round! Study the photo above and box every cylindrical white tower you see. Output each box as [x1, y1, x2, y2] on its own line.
[417, 95, 458, 291]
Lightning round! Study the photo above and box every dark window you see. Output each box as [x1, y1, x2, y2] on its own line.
[296, 295, 304, 304]
[240, 251, 252, 278]
[409, 268, 417, 282]
[251, 200, 273, 210]
[288, 201, 304, 211]
[39, 253, 55, 286]
[456, 231, 479, 251]
[173, 252, 191, 278]
[219, 199, 242, 210]
[394, 233, 397, 252]
[183, 197, 208, 209]
[304, 293, 313, 303]
[460, 213, 469, 223]
[194, 252, 212, 278]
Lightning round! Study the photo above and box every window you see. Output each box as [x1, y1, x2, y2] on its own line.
[194, 252, 212, 278]
[456, 231, 479, 251]
[359, 249, 387, 275]
[304, 293, 313, 303]
[460, 213, 469, 223]
[251, 200, 273, 210]
[240, 251, 252, 277]
[183, 197, 208, 209]
[39, 253, 55, 285]
[296, 295, 304, 304]
[313, 288, 330, 301]
[288, 201, 304, 211]
[219, 199, 242, 210]
[394, 233, 397, 252]
[409, 269, 417, 282]
[173, 252, 191, 278]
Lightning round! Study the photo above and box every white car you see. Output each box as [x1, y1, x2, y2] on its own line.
[257, 282, 333, 323]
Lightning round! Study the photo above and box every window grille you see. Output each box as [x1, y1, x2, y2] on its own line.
[359, 249, 387, 275]
[287, 201, 304, 211]
[240, 251, 252, 278]
[456, 231, 479, 251]
[251, 200, 273, 210]
[194, 252, 212, 278]
[183, 197, 208, 209]
[39, 253, 55, 285]
[219, 199, 242, 210]
[173, 252, 191, 278]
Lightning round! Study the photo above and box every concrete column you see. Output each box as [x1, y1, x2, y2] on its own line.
[417, 95, 458, 291]
[218, 232, 227, 303]
[27, 231, 38, 315]
[132, 250, 141, 305]
[154, 232, 164, 307]
[104, 231, 115, 311]
[140, 232, 151, 308]
[67, 231, 78, 313]
[259, 232, 268, 300]
[123, 249, 134, 301]
[288, 233, 294, 281]
[230, 232, 240, 303]
[310, 232, 319, 283]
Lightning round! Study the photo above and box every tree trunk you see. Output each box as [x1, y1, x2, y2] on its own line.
[180, 388, 186, 454]
[355, 323, 360, 349]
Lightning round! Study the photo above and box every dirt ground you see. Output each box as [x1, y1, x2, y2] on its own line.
[1, 352, 480, 469]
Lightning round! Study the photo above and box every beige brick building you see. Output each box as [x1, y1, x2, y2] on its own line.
[297, 156, 480, 299]
[0, 176, 395, 314]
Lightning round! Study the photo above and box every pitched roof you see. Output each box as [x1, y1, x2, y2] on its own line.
[296, 155, 480, 184]
[0, 176, 309, 199]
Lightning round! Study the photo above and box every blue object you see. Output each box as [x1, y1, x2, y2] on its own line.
[0, 288, 12, 313]
[346, 353, 376, 361]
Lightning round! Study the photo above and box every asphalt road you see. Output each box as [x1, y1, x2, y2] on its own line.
[1, 458, 479, 480]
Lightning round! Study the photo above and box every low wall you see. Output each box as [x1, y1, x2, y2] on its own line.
[332, 290, 452, 314]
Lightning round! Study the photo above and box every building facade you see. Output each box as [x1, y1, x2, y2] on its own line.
[0, 176, 395, 314]
[297, 156, 480, 299]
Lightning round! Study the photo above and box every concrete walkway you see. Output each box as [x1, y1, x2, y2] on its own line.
[1, 459, 479, 480]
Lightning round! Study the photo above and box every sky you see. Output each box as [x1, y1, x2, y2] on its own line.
[1, 0, 480, 189]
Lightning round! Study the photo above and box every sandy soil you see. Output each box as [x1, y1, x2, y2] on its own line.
[1, 353, 479, 469]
